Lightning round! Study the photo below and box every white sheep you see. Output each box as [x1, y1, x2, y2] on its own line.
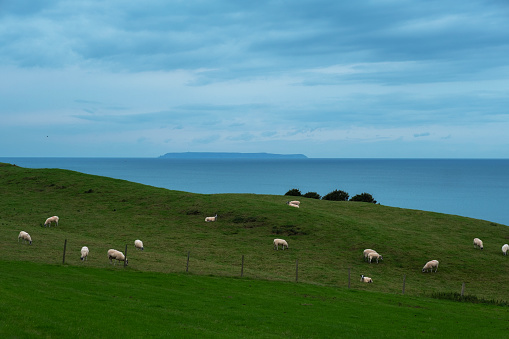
[134, 239, 144, 251]
[422, 260, 439, 273]
[107, 249, 128, 265]
[286, 201, 300, 206]
[44, 215, 59, 227]
[360, 274, 373, 283]
[205, 214, 218, 222]
[287, 203, 299, 208]
[81, 246, 89, 261]
[473, 238, 484, 250]
[18, 231, 32, 245]
[502, 244, 509, 256]
[368, 251, 383, 263]
[273, 238, 288, 250]
[363, 249, 376, 261]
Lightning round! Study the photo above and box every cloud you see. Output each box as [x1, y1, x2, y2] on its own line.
[1, 0, 509, 157]
[192, 134, 221, 145]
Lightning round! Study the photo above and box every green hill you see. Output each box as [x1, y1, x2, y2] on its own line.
[1, 162, 508, 301]
[2, 260, 507, 337]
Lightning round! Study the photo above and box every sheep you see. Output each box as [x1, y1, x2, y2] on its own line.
[287, 202, 299, 208]
[134, 239, 144, 251]
[473, 238, 484, 250]
[502, 244, 509, 256]
[273, 238, 288, 250]
[18, 231, 32, 245]
[368, 251, 383, 263]
[422, 260, 439, 273]
[44, 216, 59, 227]
[81, 246, 89, 261]
[363, 249, 376, 261]
[205, 214, 218, 222]
[286, 200, 300, 206]
[360, 274, 373, 283]
[107, 249, 128, 266]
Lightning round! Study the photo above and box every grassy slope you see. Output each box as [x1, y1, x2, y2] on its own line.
[1, 260, 508, 338]
[1, 162, 509, 303]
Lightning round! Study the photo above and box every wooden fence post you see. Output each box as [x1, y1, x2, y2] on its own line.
[123, 244, 128, 267]
[241, 255, 244, 277]
[348, 268, 351, 289]
[461, 282, 465, 296]
[402, 274, 406, 294]
[186, 251, 190, 272]
[295, 259, 299, 282]
[62, 239, 67, 264]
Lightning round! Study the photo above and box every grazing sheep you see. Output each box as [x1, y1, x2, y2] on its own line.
[107, 249, 128, 266]
[502, 244, 509, 256]
[18, 231, 32, 245]
[360, 274, 373, 283]
[205, 214, 218, 222]
[273, 238, 289, 250]
[363, 249, 376, 261]
[286, 201, 301, 206]
[473, 238, 484, 250]
[134, 239, 144, 251]
[81, 246, 89, 261]
[44, 216, 59, 227]
[422, 260, 439, 273]
[368, 251, 383, 263]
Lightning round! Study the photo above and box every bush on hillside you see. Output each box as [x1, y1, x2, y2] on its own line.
[350, 192, 377, 203]
[303, 192, 321, 199]
[284, 188, 302, 196]
[322, 189, 349, 201]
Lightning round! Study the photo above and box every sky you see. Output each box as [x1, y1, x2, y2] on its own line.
[1, 0, 509, 158]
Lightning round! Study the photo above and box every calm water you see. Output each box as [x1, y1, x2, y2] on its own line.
[2, 157, 508, 226]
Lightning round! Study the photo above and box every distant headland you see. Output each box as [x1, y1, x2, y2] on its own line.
[159, 152, 308, 159]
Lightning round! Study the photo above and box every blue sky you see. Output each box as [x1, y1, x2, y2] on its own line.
[1, 0, 509, 158]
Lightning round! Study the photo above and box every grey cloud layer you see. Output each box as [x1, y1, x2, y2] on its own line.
[2, 0, 508, 79]
[1, 0, 509, 157]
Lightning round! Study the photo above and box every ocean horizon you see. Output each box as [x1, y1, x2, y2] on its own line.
[1, 157, 508, 226]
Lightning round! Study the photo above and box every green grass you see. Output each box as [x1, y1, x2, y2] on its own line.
[1, 260, 507, 338]
[1, 162, 509, 337]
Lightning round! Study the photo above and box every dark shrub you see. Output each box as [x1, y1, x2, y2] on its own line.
[303, 191, 321, 199]
[350, 192, 376, 203]
[284, 188, 302, 196]
[322, 189, 349, 201]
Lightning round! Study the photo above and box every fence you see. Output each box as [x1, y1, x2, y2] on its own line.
[60, 239, 470, 296]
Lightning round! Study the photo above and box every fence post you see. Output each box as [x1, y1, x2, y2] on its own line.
[402, 274, 406, 294]
[186, 251, 190, 272]
[62, 239, 67, 264]
[124, 244, 128, 268]
[295, 259, 299, 282]
[241, 255, 244, 277]
[348, 268, 351, 289]
[461, 282, 465, 296]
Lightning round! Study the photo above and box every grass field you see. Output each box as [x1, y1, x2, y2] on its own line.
[1, 162, 509, 337]
[1, 260, 508, 338]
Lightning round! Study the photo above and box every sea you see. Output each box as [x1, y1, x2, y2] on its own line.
[1, 157, 508, 226]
